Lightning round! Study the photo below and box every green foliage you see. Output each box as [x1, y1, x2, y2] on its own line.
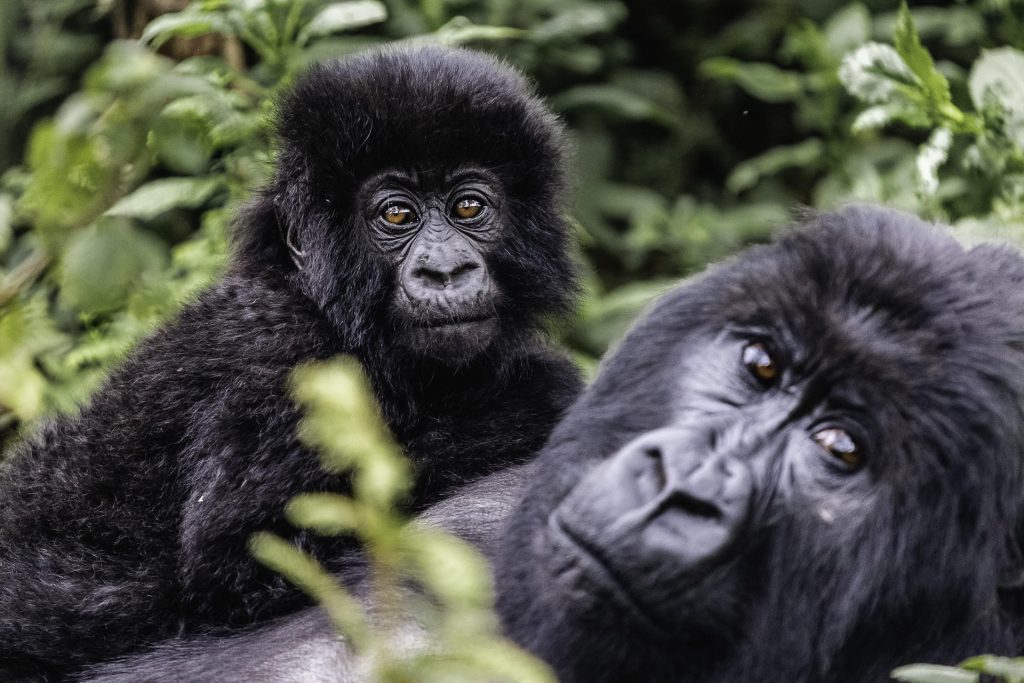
[894, 655, 1024, 682]
[1, 0, 1024, 678]
[251, 359, 555, 683]
[839, 2, 1024, 228]
[0, 1, 105, 172]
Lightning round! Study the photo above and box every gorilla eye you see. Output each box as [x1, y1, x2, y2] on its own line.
[382, 204, 417, 226]
[742, 342, 778, 385]
[812, 428, 861, 468]
[452, 197, 483, 220]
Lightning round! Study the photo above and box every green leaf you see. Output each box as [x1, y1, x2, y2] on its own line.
[960, 655, 1024, 678]
[822, 2, 871, 58]
[406, 527, 493, 608]
[529, 3, 626, 42]
[726, 139, 825, 194]
[150, 115, 213, 176]
[21, 120, 114, 239]
[286, 493, 361, 535]
[249, 532, 369, 646]
[418, 17, 525, 46]
[59, 218, 168, 314]
[969, 48, 1024, 148]
[700, 58, 803, 103]
[0, 297, 66, 420]
[0, 194, 12, 253]
[105, 177, 224, 220]
[838, 42, 918, 105]
[874, 7, 986, 48]
[552, 85, 685, 130]
[297, 1, 388, 45]
[86, 42, 171, 93]
[893, 1, 950, 104]
[891, 664, 978, 682]
[140, 11, 233, 47]
[851, 102, 929, 132]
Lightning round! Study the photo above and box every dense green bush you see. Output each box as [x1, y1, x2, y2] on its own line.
[3, 1, 1024, 679]
[5, 0, 1023, 441]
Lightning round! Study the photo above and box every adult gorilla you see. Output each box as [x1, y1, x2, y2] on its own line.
[81, 206, 1024, 682]
[500, 204, 1024, 681]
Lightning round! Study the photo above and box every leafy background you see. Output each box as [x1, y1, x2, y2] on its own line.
[2, 0, 1024, 679]
[3, 0, 1024, 442]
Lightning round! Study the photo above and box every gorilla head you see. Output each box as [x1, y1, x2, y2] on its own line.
[498, 206, 1024, 681]
[238, 47, 573, 364]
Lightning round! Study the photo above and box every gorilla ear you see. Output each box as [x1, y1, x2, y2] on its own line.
[275, 203, 306, 271]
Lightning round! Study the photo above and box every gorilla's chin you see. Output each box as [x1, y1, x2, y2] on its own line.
[399, 317, 499, 364]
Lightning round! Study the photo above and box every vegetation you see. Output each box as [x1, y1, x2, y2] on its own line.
[252, 359, 555, 682]
[3, 0, 1024, 679]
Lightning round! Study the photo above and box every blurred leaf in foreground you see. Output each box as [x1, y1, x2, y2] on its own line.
[251, 358, 555, 683]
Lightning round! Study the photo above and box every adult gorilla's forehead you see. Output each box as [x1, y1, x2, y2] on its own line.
[667, 209, 1007, 370]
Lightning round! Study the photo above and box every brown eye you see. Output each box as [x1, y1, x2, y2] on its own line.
[742, 342, 778, 385]
[453, 198, 483, 220]
[383, 204, 416, 226]
[813, 428, 861, 468]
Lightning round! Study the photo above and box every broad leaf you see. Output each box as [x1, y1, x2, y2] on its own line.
[105, 177, 224, 220]
[700, 58, 803, 103]
[727, 139, 825, 194]
[839, 42, 917, 105]
[969, 48, 1024, 148]
[59, 219, 167, 314]
[297, 1, 388, 45]
[891, 664, 978, 683]
[140, 12, 233, 48]
[893, 2, 950, 104]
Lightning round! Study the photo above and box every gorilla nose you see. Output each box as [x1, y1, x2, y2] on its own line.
[621, 428, 752, 521]
[551, 427, 754, 607]
[412, 261, 480, 290]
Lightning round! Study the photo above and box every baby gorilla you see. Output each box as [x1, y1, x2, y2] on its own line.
[0, 47, 581, 678]
[79, 206, 1024, 683]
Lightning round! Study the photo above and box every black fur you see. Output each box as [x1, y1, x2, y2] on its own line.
[77, 205, 1024, 683]
[0, 46, 581, 679]
[499, 205, 1024, 681]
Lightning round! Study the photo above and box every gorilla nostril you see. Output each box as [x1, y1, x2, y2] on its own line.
[451, 262, 479, 281]
[663, 490, 722, 520]
[413, 266, 448, 288]
[642, 446, 667, 494]
[412, 262, 479, 290]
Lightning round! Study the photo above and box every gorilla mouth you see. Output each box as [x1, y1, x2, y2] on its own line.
[415, 314, 495, 329]
[546, 513, 676, 637]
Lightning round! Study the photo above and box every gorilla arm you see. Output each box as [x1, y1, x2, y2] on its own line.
[76, 464, 530, 683]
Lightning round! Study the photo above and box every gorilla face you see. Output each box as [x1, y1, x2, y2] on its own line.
[498, 206, 1024, 682]
[360, 166, 504, 362]
[266, 47, 576, 368]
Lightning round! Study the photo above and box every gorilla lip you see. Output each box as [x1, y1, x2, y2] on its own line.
[546, 512, 677, 637]
[416, 314, 494, 329]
